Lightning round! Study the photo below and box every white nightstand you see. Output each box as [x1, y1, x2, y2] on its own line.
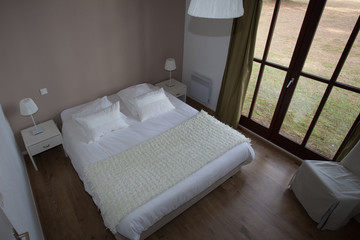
[21, 120, 65, 171]
[155, 79, 187, 102]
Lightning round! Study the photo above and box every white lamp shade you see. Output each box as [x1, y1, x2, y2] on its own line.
[188, 0, 244, 19]
[19, 98, 38, 116]
[164, 58, 176, 71]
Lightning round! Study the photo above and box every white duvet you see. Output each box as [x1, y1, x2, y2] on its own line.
[61, 91, 254, 240]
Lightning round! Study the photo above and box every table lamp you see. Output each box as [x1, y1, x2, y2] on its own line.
[164, 58, 176, 87]
[19, 98, 43, 135]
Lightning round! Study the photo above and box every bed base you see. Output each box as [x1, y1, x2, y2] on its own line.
[114, 163, 244, 240]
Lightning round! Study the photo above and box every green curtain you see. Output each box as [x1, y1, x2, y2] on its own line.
[216, 0, 262, 128]
[334, 119, 360, 162]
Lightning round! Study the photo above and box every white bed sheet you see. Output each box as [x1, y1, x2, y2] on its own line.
[61, 91, 254, 240]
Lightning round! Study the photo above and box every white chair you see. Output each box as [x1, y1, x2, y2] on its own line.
[289, 140, 360, 230]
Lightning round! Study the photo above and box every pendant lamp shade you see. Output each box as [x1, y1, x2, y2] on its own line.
[188, 0, 244, 19]
[20, 98, 38, 116]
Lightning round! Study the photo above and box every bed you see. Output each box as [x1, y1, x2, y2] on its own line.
[61, 83, 254, 240]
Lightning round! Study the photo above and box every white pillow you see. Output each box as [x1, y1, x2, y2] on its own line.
[74, 101, 128, 143]
[117, 83, 154, 117]
[132, 88, 175, 121]
[72, 96, 112, 119]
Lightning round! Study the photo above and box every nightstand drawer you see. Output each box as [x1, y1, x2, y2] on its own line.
[172, 85, 187, 96]
[174, 92, 183, 97]
[28, 135, 62, 156]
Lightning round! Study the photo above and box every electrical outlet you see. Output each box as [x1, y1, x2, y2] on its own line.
[40, 88, 48, 95]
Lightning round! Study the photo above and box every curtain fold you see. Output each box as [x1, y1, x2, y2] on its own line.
[335, 118, 360, 162]
[215, 0, 262, 128]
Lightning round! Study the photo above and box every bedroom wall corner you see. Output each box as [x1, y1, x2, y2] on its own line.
[0, 0, 186, 151]
[182, 0, 232, 111]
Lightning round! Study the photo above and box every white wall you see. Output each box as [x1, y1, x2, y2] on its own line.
[182, 0, 232, 111]
[0, 105, 44, 240]
[0, 206, 13, 240]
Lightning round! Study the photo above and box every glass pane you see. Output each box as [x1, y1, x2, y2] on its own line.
[280, 77, 327, 143]
[267, 0, 309, 67]
[254, 0, 276, 59]
[306, 87, 360, 159]
[252, 66, 286, 127]
[242, 62, 260, 117]
[302, 0, 360, 79]
[338, 34, 360, 89]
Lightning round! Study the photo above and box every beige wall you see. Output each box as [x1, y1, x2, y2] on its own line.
[0, 0, 185, 150]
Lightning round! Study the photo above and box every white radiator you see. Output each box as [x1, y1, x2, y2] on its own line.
[189, 73, 212, 105]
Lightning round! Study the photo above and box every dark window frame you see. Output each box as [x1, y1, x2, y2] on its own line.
[240, 0, 360, 161]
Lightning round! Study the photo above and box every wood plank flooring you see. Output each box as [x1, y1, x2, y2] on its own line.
[25, 117, 360, 240]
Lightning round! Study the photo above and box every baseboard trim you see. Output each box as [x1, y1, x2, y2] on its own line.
[239, 126, 303, 165]
[186, 97, 215, 116]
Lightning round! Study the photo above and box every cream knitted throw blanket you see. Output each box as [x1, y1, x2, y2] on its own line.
[84, 110, 250, 233]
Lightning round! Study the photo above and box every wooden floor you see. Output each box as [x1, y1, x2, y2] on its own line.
[26, 120, 360, 239]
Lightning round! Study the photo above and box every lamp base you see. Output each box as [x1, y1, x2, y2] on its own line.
[166, 79, 175, 87]
[166, 83, 175, 87]
[32, 127, 43, 135]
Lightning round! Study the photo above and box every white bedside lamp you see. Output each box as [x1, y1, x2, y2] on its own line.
[164, 58, 176, 87]
[19, 98, 43, 135]
[188, 0, 244, 19]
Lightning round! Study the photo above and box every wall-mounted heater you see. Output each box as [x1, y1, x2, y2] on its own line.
[189, 72, 212, 105]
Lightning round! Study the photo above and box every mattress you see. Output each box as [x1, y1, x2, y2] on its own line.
[61, 89, 254, 240]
